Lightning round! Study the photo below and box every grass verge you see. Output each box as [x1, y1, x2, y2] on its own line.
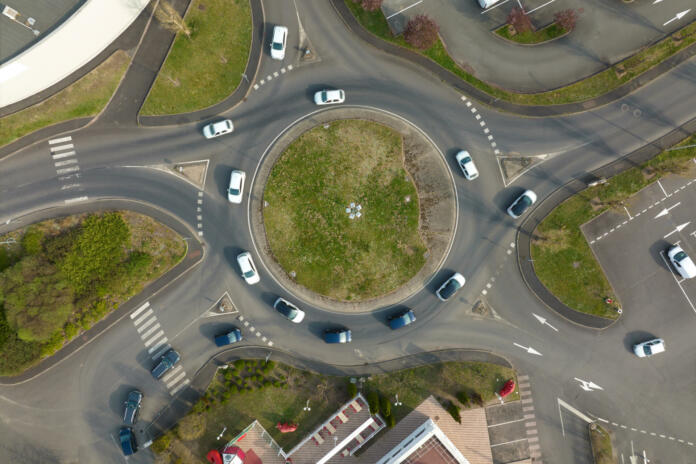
[495, 23, 567, 45]
[531, 134, 696, 318]
[590, 424, 616, 464]
[140, 0, 252, 115]
[263, 119, 426, 301]
[0, 211, 186, 375]
[344, 1, 696, 106]
[0, 51, 130, 148]
[152, 360, 517, 461]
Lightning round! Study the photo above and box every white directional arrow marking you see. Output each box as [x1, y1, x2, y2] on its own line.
[664, 221, 690, 238]
[652, 0, 664, 3]
[574, 377, 604, 391]
[663, 9, 691, 26]
[532, 313, 559, 332]
[513, 342, 543, 356]
[654, 202, 680, 219]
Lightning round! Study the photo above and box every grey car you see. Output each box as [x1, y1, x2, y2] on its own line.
[151, 349, 180, 379]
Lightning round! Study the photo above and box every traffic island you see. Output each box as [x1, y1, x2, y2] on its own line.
[249, 108, 457, 312]
[589, 423, 616, 464]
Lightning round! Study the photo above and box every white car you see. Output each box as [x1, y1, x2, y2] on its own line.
[667, 245, 696, 279]
[633, 338, 665, 358]
[507, 190, 537, 219]
[237, 252, 260, 285]
[478, 0, 502, 8]
[314, 89, 345, 106]
[274, 298, 305, 323]
[203, 119, 234, 139]
[436, 273, 466, 301]
[228, 170, 246, 204]
[455, 150, 479, 180]
[270, 25, 288, 60]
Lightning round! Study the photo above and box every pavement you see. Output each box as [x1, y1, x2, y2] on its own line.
[2, 1, 696, 464]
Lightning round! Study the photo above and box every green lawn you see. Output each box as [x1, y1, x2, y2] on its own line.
[0, 51, 130, 148]
[495, 23, 567, 44]
[140, 0, 252, 115]
[532, 135, 696, 318]
[590, 424, 616, 464]
[263, 120, 426, 301]
[344, 1, 696, 106]
[0, 212, 186, 375]
[152, 360, 517, 461]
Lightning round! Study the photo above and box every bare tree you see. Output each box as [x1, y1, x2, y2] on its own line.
[403, 14, 439, 50]
[554, 9, 578, 31]
[359, 0, 383, 11]
[506, 7, 533, 34]
[152, 0, 191, 38]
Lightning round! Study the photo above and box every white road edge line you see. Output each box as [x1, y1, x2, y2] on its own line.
[557, 398, 593, 423]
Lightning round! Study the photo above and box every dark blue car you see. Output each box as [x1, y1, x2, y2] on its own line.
[388, 309, 416, 330]
[151, 349, 180, 379]
[119, 426, 137, 456]
[324, 328, 352, 344]
[214, 328, 243, 347]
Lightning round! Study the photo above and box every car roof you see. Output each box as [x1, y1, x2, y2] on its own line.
[273, 26, 287, 39]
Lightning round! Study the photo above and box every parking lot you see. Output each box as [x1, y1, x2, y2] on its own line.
[583, 174, 696, 318]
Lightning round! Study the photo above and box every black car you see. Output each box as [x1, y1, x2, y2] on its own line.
[388, 309, 416, 330]
[324, 328, 352, 344]
[119, 426, 138, 456]
[214, 328, 243, 347]
[151, 349, 180, 379]
[123, 390, 143, 426]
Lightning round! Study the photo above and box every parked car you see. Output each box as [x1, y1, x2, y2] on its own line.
[667, 245, 696, 279]
[388, 309, 416, 330]
[478, 0, 502, 8]
[237, 251, 260, 284]
[455, 150, 479, 180]
[151, 349, 180, 379]
[270, 25, 288, 60]
[324, 328, 352, 344]
[214, 328, 243, 347]
[123, 390, 143, 426]
[633, 338, 665, 358]
[436, 273, 465, 301]
[314, 89, 345, 105]
[274, 297, 306, 323]
[119, 426, 138, 456]
[202, 119, 234, 139]
[507, 190, 537, 218]
[228, 170, 246, 204]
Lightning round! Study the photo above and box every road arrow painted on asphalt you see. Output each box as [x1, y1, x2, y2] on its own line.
[513, 343, 542, 356]
[575, 377, 604, 391]
[663, 9, 691, 26]
[663, 221, 690, 238]
[654, 202, 680, 218]
[532, 313, 559, 332]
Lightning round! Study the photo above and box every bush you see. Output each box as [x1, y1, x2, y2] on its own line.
[471, 392, 484, 407]
[359, 0, 382, 11]
[151, 433, 172, 453]
[386, 413, 396, 428]
[456, 390, 469, 407]
[379, 395, 391, 418]
[347, 381, 358, 397]
[507, 7, 533, 34]
[39, 330, 64, 357]
[446, 402, 461, 423]
[403, 15, 439, 50]
[177, 413, 206, 440]
[234, 359, 245, 368]
[554, 9, 577, 31]
[20, 227, 43, 255]
[63, 322, 78, 340]
[367, 391, 379, 414]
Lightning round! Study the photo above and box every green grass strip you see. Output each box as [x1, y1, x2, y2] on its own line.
[495, 23, 567, 45]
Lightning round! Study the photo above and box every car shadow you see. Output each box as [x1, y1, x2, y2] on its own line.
[649, 239, 674, 271]
[494, 187, 527, 216]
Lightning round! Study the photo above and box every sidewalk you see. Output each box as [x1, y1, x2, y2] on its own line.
[0, 0, 149, 109]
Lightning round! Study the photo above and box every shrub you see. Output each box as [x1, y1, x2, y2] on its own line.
[359, 0, 383, 11]
[471, 392, 484, 407]
[234, 359, 245, 368]
[367, 391, 380, 414]
[379, 395, 391, 418]
[403, 15, 439, 50]
[347, 381, 358, 397]
[507, 7, 533, 34]
[265, 360, 276, 370]
[177, 413, 206, 440]
[151, 433, 172, 453]
[20, 227, 43, 255]
[192, 398, 207, 414]
[63, 322, 78, 340]
[554, 9, 577, 31]
[446, 402, 461, 423]
[456, 390, 469, 407]
[39, 330, 64, 357]
[386, 413, 396, 428]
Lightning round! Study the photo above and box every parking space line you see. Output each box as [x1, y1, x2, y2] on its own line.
[526, 0, 558, 14]
[386, 0, 423, 20]
[488, 417, 526, 427]
[659, 251, 696, 313]
[490, 438, 528, 447]
[657, 179, 668, 197]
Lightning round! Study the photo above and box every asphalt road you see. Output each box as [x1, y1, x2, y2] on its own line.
[1, 1, 696, 463]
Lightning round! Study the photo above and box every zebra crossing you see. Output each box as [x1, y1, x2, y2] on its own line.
[48, 135, 88, 203]
[130, 302, 190, 396]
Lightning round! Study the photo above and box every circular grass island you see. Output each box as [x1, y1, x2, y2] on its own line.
[263, 119, 427, 301]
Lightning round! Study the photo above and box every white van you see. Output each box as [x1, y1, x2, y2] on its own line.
[478, 0, 501, 8]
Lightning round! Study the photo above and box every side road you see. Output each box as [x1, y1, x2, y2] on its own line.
[0, 199, 205, 385]
[331, 0, 696, 117]
[517, 115, 696, 329]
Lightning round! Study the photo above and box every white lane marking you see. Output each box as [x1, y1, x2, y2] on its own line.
[170, 378, 190, 396]
[657, 179, 669, 197]
[268, 341, 274, 346]
[623, 206, 633, 219]
[663, 9, 691, 27]
[140, 323, 161, 340]
[253, 84, 259, 90]
[488, 417, 527, 428]
[131, 302, 151, 319]
[574, 377, 603, 391]
[654, 202, 681, 218]
[490, 438, 529, 447]
[64, 196, 88, 204]
[60, 184, 81, 190]
[49, 136, 72, 144]
[136, 316, 157, 332]
[475, 114, 481, 120]
[513, 343, 542, 356]
[49, 143, 74, 152]
[166, 371, 187, 388]
[56, 166, 80, 175]
[133, 308, 153, 326]
[273, 71, 279, 77]
[659, 251, 696, 313]
[148, 338, 169, 355]
[151, 343, 171, 361]
[664, 222, 690, 238]
[386, 0, 423, 19]
[266, 74, 272, 81]
[557, 398, 593, 423]
[52, 150, 76, 159]
[54, 159, 78, 167]
[526, 0, 558, 14]
[161, 365, 183, 383]
[287, 64, 293, 70]
[280, 68, 286, 74]
[143, 330, 165, 347]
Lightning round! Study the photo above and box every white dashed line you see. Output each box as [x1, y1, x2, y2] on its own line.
[64, 196, 88, 204]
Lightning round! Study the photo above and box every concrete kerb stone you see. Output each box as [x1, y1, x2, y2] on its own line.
[248, 107, 457, 313]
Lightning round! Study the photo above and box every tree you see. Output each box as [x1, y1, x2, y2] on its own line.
[347, 381, 358, 397]
[359, 0, 383, 11]
[403, 15, 439, 50]
[367, 390, 380, 414]
[379, 395, 391, 418]
[152, 0, 191, 38]
[506, 7, 533, 34]
[554, 9, 577, 31]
